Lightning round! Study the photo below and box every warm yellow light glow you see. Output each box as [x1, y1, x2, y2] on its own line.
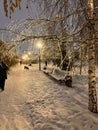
[55, 13, 59, 18]
[36, 39, 43, 49]
[28, 52, 31, 55]
[37, 43, 42, 49]
[22, 54, 28, 60]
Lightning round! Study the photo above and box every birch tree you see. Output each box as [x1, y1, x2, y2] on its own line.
[87, 0, 97, 113]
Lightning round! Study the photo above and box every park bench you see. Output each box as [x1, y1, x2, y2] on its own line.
[43, 67, 72, 87]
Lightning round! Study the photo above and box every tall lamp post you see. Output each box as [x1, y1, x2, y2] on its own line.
[37, 42, 42, 71]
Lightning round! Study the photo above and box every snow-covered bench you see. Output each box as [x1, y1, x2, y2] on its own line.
[43, 67, 72, 87]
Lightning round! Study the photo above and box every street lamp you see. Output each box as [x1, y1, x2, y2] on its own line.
[22, 54, 29, 64]
[37, 42, 42, 71]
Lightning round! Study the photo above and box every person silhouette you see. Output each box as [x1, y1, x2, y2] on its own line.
[0, 60, 9, 91]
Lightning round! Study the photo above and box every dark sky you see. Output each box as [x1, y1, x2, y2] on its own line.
[0, 1, 25, 27]
[0, 0, 38, 40]
[0, 0, 98, 28]
[0, 0, 98, 40]
[0, 1, 38, 55]
[0, 1, 37, 28]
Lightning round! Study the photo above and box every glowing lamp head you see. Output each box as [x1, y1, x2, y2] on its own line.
[37, 43, 42, 49]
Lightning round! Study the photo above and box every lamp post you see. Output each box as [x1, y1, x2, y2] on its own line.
[37, 42, 42, 71]
[38, 48, 41, 71]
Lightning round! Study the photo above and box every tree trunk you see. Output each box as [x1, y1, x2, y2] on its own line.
[88, 0, 97, 113]
[88, 20, 97, 113]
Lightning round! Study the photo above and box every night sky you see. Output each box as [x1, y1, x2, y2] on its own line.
[0, 0, 38, 41]
[0, 1, 38, 28]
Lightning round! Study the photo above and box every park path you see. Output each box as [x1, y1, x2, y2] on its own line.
[0, 64, 98, 130]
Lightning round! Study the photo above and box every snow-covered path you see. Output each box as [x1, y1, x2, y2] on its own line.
[0, 64, 98, 130]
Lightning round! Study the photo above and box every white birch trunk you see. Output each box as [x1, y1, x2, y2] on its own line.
[88, 0, 97, 113]
[88, 31, 97, 112]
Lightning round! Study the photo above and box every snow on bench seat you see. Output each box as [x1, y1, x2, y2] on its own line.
[43, 67, 72, 87]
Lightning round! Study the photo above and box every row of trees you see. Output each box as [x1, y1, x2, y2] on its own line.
[2, 0, 98, 113]
[0, 40, 19, 67]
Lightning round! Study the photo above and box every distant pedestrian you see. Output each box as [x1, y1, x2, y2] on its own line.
[43, 60, 47, 70]
[45, 60, 47, 66]
[0, 60, 9, 91]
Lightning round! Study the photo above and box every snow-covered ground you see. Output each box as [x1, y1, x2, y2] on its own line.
[0, 64, 98, 130]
